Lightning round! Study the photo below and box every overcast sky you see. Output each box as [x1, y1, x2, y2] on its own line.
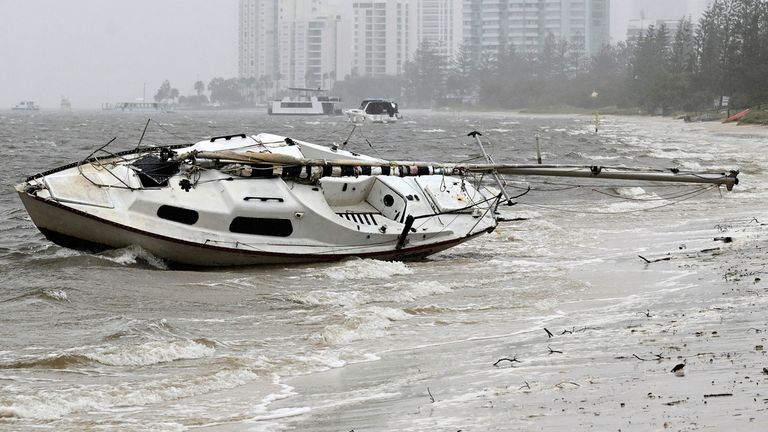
[0, 0, 238, 109]
[0, 0, 697, 110]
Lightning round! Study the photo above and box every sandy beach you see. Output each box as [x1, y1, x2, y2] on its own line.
[702, 120, 768, 137]
[264, 193, 768, 431]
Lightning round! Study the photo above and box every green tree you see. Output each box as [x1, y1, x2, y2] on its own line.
[402, 40, 446, 106]
[194, 80, 205, 97]
[154, 80, 172, 102]
[445, 44, 476, 100]
[668, 17, 697, 110]
[208, 77, 245, 106]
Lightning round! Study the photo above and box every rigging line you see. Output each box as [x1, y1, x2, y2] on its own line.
[505, 178, 720, 189]
[317, 123, 360, 143]
[150, 119, 196, 144]
[517, 186, 717, 215]
[590, 186, 716, 202]
[344, 134, 464, 145]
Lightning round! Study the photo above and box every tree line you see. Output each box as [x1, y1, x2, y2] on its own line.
[392, 0, 768, 114]
[157, 0, 767, 114]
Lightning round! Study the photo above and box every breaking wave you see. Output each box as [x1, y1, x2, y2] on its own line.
[0, 368, 260, 420]
[0, 339, 215, 369]
[97, 245, 168, 269]
[321, 258, 414, 280]
[321, 306, 411, 344]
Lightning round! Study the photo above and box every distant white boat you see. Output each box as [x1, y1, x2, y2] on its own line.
[268, 88, 342, 116]
[12, 101, 40, 111]
[60, 96, 72, 111]
[102, 102, 173, 113]
[345, 99, 401, 124]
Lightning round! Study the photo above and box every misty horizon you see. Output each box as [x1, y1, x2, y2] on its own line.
[1, 0, 708, 109]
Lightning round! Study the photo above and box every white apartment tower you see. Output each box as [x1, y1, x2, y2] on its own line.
[240, 0, 340, 89]
[277, 0, 340, 88]
[414, 0, 464, 59]
[463, 0, 610, 60]
[239, 0, 279, 80]
[350, 0, 416, 77]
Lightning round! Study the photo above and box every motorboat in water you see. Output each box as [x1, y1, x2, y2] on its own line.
[15, 130, 739, 267]
[12, 101, 40, 111]
[60, 96, 72, 111]
[268, 88, 342, 116]
[345, 99, 401, 123]
[103, 102, 174, 113]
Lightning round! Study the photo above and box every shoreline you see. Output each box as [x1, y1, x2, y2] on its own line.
[701, 120, 768, 136]
[260, 206, 768, 431]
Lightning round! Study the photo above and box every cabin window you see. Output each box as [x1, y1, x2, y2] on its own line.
[157, 205, 199, 225]
[280, 102, 313, 108]
[229, 217, 293, 237]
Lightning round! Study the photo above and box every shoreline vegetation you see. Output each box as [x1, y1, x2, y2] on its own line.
[142, 1, 768, 134]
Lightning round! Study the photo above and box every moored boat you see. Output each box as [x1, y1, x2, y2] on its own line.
[268, 88, 342, 116]
[109, 102, 174, 113]
[12, 101, 40, 111]
[345, 99, 401, 123]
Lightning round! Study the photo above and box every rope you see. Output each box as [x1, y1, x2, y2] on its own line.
[516, 185, 719, 215]
[589, 186, 718, 201]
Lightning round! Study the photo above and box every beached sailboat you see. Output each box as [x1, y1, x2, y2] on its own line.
[15, 130, 739, 267]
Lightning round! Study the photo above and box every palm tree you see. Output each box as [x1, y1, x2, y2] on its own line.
[194, 80, 205, 97]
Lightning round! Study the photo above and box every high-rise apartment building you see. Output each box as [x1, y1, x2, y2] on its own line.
[415, 0, 464, 59]
[624, 0, 712, 42]
[463, 0, 610, 61]
[277, 0, 340, 88]
[238, 0, 279, 81]
[350, 0, 416, 77]
[240, 0, 340, 89]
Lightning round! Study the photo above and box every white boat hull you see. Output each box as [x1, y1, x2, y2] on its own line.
[345, 109, 398, 124]
[16, 134, 498, 266]
[18, 188, 487, 266]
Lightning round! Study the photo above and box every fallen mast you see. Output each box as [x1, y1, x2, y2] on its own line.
[191, 150, 740, 191]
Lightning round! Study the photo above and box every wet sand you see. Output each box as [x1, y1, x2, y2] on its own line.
[703, 121, 768, 136]
[266, 211, 768, 431]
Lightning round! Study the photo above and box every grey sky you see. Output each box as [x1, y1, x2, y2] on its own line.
[0, 0, 702, 110]
[0, 0, 237, 109]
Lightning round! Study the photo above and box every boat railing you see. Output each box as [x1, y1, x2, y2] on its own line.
[75, 137, 141, 190]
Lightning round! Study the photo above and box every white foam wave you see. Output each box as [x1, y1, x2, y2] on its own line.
[379, 281, 453, 303]
[1, 368, 260, 420]
[41, 289, 69, 302]
[322, 258, 414, 280]
[288, 280, 454, 308]
[86, 339, 215, 366]
[99, 245, 168, 269]
[321, 306, 411, 344]
[613, 187, 657, 200]
[420, 128, 445, 133]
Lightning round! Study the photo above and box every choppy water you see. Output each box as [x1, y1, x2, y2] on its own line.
[1, 110, 766, 431]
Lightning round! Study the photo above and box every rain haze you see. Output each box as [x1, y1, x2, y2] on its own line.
[0, 0, 237, 109]
[0, 0, 714, 110]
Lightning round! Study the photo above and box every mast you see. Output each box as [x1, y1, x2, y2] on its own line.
[190, 150, 739, 191]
